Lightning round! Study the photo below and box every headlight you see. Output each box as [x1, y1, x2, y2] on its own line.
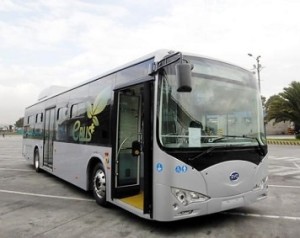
[171, 187, 210, 206]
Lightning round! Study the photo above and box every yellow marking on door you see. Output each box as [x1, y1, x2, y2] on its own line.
[120, 192, 144, 210]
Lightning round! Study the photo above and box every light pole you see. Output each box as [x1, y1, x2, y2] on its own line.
[248, 53, 262, 92]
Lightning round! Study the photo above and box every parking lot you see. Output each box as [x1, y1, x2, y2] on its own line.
[1, 135, 300, 238]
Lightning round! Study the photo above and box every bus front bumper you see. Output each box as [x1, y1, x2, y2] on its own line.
[153, 184, 268, 221]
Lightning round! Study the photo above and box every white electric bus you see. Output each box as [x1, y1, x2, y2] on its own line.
[23, 50, 268, 221]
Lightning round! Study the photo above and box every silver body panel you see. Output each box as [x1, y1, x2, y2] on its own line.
[152, 148, 268, 221]
[52, 142, 111, 191]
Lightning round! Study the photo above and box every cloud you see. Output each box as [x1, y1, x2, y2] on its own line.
[0, 83, 40, 124]
[1, 0, 300, 124]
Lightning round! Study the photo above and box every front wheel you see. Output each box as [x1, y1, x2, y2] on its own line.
[34, 150, 40, 173]
[92, 163, 107, 206]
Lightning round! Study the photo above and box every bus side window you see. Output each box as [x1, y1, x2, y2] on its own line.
[70, 104, 77, 119]
[70, 103, 86, 118]
[57, 107, 69, 141]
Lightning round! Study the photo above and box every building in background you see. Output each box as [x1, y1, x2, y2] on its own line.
[265, 119, 294, 135]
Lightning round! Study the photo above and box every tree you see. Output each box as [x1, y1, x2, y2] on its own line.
[15, 117, 24, 128]
[261, 95, 266, 109]
[265, 81, 300, 133]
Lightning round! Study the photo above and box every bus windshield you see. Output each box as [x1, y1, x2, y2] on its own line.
[158, 56, 266, 149]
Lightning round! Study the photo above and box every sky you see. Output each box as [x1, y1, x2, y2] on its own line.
[0, 0, 300, 125]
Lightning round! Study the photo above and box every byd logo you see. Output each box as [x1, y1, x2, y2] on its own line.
[229, 172, 239, 181]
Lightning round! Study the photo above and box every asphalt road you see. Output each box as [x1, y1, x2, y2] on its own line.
[0, 136, 299, 238]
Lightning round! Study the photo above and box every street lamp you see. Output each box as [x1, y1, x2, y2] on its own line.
[248, 53, 262, 92]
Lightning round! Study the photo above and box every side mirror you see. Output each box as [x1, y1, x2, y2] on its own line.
[176, 63, 193, 92]
[131, 141, 141, 156]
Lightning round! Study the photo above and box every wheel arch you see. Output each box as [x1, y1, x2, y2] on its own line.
[33, 145, 40, 162]
[86, 156, 104, 191]
[33, 145, 41, 172]
[33, 143, 43, 161]
[34, 145, 39, 154]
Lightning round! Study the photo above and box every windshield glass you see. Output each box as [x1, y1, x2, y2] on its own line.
[158, 56, 266, 148]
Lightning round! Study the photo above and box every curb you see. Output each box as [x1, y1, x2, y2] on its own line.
[267, 140, 300, 146]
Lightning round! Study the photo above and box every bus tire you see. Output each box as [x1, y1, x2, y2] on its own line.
[34, 149, 40, 173]
[92, 163, 107, 206]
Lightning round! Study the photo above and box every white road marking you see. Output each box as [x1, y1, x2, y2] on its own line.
[270, 156, 292, 160]
[0, 168, 33, 172]
[269, 156, 300, 162]
[269, 156, 300, 177]
[277, 170, 300, 176]
[293, 162, 300, 169]
[269, 167, 294, 173]
[224, 212, 300, 221]
[287, 158, 300, 162]
[269, 184, 300, 189]
[0, 158, 24, 161]
[0, 189, 94, 202]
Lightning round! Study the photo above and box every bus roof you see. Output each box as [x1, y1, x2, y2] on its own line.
[27, 49, 250, 108]
[27, 49, 171, 107]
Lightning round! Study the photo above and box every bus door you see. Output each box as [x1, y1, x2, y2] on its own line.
[112, 82, 153, 215]
[43, 107, 55, 169]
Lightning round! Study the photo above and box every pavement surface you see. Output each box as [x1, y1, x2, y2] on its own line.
[0, 135, 300, 238]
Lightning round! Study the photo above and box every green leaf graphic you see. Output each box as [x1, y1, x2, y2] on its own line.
[92, 91, 108, 116]
[89, 124, 95, 133]
[92, 116, 99, 126]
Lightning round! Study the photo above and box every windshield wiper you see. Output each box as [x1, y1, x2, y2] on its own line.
[213, 135, 266, 156]
[188, 135, 265, 163]
[188, 147, 217, 162]
[244, 135, 266, 156]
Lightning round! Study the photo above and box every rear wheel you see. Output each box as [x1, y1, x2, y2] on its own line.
[92, 163, 107, 206]
[34, 150, 40, 173]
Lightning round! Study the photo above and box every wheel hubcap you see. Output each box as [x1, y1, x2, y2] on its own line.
[94, 170, 106, 199]
[35, 155, 39, 169]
